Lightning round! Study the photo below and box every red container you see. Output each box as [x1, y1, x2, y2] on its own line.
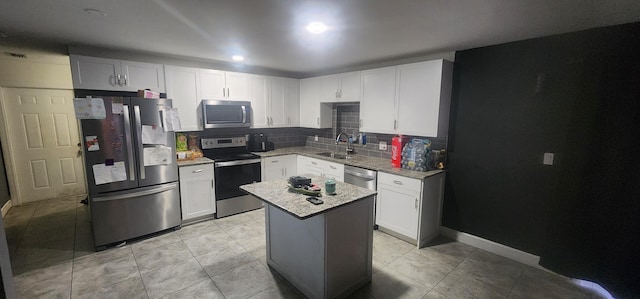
[391, 135, 403, 168]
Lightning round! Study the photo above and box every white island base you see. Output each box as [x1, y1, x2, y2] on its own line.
[265, 196, 374, 299]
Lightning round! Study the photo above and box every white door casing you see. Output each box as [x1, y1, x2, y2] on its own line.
[0, 88, 86, 204]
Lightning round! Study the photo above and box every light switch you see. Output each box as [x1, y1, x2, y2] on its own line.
[314, 135, 318, 141]
[543, 153, 554, 165]
[379, 141, 387, 151]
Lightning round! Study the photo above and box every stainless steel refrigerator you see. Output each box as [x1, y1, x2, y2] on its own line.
[79, 96, 180, 250]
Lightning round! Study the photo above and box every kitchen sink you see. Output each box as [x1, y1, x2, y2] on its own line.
[315, 152, 349, 160]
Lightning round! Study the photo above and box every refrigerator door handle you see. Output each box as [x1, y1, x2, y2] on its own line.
[123, 105, 136, 181]
[92, 182, 178, 202]
[134, 105, 145, 179]
[241, 105, 247, 123]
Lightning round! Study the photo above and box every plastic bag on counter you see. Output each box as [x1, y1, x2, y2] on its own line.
[401, 139, 431, 171]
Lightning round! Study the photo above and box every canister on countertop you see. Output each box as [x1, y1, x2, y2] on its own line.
[325, 178, 336, 195]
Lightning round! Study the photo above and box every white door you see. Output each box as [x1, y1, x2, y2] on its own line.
[165, 65, 201, 131]
[396, 60, 443, 137]
[249, 76, 269, 128]
[376, 183, 419, 239]
[338, 71, 362, 102]
[284, 78, 300, 127]
[1, 88, 86, 204]
[121, 60, 166, 92]
[200, 69, 226, 100]
[299, 77, 322, 128]
[269, 77, 287, 127]
[225, 72, 250, 101]
[360, 66, 397, 133]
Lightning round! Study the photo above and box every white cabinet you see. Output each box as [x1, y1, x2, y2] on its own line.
[299, 77, 332, 128]
[262, 155, 297, 181]
[70, 55, 165, 92]
[319, 71, 361, 102]
[200, 69, 250, 101]
[359, 59, 453, 137]
[252, 76, 300, 128]
[360, 66, 397, 133]
[179, 164, 215, 221]
[164, 65, 202, 131]
[296, 156, 344, 182]
[376, 172, 445, 248]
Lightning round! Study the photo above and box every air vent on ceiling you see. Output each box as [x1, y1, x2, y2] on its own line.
[4, 52, 28, 59]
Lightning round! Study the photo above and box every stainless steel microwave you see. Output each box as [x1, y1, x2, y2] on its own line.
[201, 100, 252, 128]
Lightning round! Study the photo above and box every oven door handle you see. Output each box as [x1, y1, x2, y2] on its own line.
[215, 159, 261, 168]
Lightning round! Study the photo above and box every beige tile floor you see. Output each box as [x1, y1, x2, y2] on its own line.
[3, 195, 603, 298]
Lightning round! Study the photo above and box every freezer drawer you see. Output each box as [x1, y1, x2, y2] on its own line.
[90, 182, 180, 249]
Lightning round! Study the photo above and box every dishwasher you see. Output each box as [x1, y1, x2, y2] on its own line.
[344, 165, 378, 228]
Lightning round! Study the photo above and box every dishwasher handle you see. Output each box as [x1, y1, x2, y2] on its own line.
[344, 169, 376, 181]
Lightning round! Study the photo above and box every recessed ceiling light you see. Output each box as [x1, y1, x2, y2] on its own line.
[84, 8, 107, 16]
[232, 55, 244, 62]
[306, 22, 328, 34]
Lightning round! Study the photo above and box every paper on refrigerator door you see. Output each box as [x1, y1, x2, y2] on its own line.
[141, 125, 167, 145]
[143, 146, 172, 166]
[160, 108, 182, 132]
[73, 98, 106, 119]
[92, 161, 127, 185]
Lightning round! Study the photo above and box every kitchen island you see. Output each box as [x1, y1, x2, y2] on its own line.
[240, 178, 377, 299]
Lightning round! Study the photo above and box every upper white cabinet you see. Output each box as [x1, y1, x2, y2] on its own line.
[299, 77, 332, 128]
[319, 71, 361, 102]
[250, 76, 300, 128]
[70, 55, 165, 92]
[164, 65, 202, 131]
[200, 69, 250, 101]
[360, 66, 397, 133]
[359, 59, 453, 137]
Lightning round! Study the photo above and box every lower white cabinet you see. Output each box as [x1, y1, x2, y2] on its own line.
[296, 156, 344, 182]
[179, 164, 215, 221]
[376, 171, 445, 247]
[262, 155, 297, 181]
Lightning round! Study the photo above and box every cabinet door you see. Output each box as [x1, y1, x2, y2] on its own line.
[396, 60, 443, 137]
[179, 164, 215, 220]
[323, 161, 344, 182]
[376, 183, 420, 239]
[319, 74, 340, 101]
[70, 55, 120, 90]
[165, 65, 201, 131]
[284, 78, 300, 127]
[360, 66, 396, 134]
[120, 60, 165, 92]
[299, 77, 331, 128]
[268, 77, 287, 127]
[225, 72, 250, 101]
[200, 69, 226, 100]
[263, 155, 297, 181]
[249, 75, 269, 128]
[281, 154, 297, 177]
[338, 71, 361, 102]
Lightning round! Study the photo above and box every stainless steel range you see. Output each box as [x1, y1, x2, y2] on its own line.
[201, 136, 263, 218]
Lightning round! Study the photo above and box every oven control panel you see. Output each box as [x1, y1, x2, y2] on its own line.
[201, 137, 247, 149]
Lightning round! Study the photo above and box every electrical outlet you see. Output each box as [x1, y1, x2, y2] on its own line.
[543, 153, 554, 165]
[314, 135, 318, 141]
[379, 141, 387, 151]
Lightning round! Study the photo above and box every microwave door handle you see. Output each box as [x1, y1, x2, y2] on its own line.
[122, 105, 136, 181]
[134, 105, 145, 179]
[241, 105, 247, 123]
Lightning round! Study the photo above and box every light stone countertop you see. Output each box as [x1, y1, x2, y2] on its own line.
[177, 157, 215, 167]
[240, 176, 377, 219]
[252, 146, 444, 180]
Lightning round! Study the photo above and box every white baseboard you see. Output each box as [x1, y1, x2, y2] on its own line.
[440, 226, 542, 269]
[1, 200, 12, 218]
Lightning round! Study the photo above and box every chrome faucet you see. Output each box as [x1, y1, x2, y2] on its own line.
[335, 132, 354, 156]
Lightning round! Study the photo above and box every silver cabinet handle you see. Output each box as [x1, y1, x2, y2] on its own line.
[394, 120, 397, 130]
[227, 88, 231, 98]
[338, 89, 342, 98]
[134, 106, 145, 179]
[311, 161, 318, 165]
[317, 117, 320, 125]
[281, 168, 284, 176]
[192, 169, 204, 173]
[222, 87, 226, 97]
[122, 74, 128, 85]
[288, 117, 291, 125]
[393, 180, 403, 185]
[359, 119, 362, 128]
[123, 105, 136, 181]
[415, 198, 418, 209]
[329, 165, 337, 169]
[116, 74, 122, 85]
[271, 160, 279, 163]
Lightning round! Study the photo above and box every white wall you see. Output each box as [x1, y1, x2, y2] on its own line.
[0, 46, 73, 89]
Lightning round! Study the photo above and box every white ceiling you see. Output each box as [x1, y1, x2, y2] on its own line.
[1, 0, 639, 75]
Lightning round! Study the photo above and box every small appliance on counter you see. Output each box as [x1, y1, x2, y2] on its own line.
[248, 133, 275, 152]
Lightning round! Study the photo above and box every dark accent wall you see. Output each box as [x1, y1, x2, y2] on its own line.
[445, 22, 640, 297]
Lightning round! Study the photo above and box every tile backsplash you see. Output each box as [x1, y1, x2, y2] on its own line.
[184, 103, 446, 159]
